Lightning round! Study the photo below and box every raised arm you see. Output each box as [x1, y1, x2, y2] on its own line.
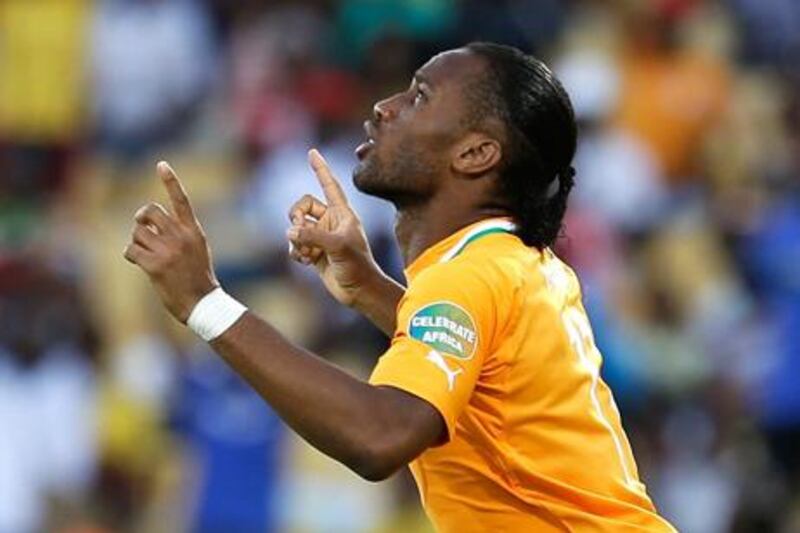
[286, 150, 404, 336]
[123, 160, 444, 481]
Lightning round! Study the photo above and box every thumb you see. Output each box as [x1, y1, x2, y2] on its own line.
[287, 224, 337, 251]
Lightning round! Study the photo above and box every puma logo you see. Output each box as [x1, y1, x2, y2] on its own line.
[426, 350, 463, 391]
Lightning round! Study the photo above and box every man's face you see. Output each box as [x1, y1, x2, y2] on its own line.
[353, 49, 486, 202]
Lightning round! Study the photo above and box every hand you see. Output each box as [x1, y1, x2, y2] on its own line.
[124, 162, 219, 323]
[287, 149, 383, 307]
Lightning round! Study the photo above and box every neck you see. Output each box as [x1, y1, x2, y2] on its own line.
[393, 194, 509, 266]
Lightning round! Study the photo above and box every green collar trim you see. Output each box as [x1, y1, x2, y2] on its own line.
[439, 220, 516, 263]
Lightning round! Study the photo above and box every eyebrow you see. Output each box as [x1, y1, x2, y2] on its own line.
[413, 71, 434, 89]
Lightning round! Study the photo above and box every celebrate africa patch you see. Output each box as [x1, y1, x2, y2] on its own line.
[408, 302, 478, 360]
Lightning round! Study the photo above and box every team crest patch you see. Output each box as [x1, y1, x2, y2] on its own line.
[408, 302, 478, 360]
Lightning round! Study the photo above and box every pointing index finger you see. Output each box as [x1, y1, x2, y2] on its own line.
[158, 161, 196, 223]
[308, 149, 349, 207]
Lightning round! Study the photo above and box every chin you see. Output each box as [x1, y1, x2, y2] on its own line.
[353, 158, 383, 194]
[352, 164, 401, 202]
[353, 166, 389, 199]
[353, 148, 434, 203]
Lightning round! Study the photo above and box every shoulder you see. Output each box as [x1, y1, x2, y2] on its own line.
[398, 254, 501, 361]
[407, 245, 507, 311]
[443, 231, 546, 295]
[399, 233, 540, 347]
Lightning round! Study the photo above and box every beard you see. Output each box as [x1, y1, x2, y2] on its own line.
[353, 136, 442, 205]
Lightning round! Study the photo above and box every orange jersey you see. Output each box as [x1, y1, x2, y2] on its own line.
[369, 218, 676, 532]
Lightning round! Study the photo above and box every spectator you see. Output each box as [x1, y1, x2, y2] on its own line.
[90, 0, 214, 163]
[614, 2, 731, 183]
[0, 0, 90, 197]
[0, 261, 99, 532]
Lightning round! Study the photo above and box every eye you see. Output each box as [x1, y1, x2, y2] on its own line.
[414, 88, 425, 105]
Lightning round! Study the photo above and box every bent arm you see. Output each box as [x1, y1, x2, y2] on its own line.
[211, 311, 443, 481]
[125, 159, 437, 481]
[285, 151, 406, 337]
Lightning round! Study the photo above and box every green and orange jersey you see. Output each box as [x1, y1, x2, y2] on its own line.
[369, 218, 676, 532]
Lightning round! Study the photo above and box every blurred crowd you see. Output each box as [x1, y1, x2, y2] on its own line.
[0, 0, 798, 532]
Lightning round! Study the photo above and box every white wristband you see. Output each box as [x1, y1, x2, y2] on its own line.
[187, 287, 248, 342]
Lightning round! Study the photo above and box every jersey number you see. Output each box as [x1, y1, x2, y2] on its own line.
[562, 306, 636, 486]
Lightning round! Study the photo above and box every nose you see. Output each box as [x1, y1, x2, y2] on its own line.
[373, 94, 400, 123]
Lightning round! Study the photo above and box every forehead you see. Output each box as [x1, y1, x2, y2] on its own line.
[417, 48, 487, 90]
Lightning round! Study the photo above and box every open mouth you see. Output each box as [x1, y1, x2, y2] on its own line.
[355, 120, 377, 160]
[355, 138, 374, 160]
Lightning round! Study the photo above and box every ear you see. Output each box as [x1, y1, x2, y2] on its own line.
[451, 133, 502, 177]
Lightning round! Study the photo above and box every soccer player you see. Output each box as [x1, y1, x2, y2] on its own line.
[125, 43, 676, 531]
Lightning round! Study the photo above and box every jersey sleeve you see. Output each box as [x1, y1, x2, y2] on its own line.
[369, 260, 499, 441]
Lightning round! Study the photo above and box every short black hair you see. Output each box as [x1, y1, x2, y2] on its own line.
[464, 42, 577, 249]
